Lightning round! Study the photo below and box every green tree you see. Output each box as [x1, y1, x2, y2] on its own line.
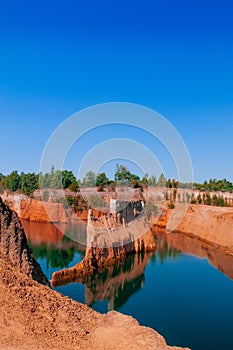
[39, 172, 49, 189]
[96, 172, 109, 187]
[7, 171, 21, 191]
[141, 173, 148, 185]
[114, 164, 131, 182]
[197, 193, 202, 204]
[0, 173, 7, 192]
[50, 169, 63, 189]
[20, 172, 39, 195]
[114, 164, 140, 187]
[62, 170, 78, 190]
[82, 171, 96, 187]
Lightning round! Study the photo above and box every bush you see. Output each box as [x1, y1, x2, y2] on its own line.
[168, 201, 175, 209]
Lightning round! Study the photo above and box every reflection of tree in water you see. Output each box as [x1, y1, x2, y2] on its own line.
[112, 274, 144, 310]
[29, 239, 85, 269]
[156, 236, 181, 264]
[83, 252, 152, 311]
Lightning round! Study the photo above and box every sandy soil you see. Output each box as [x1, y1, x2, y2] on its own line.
[0, 255, 189, 350]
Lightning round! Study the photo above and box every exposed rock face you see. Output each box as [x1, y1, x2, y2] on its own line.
[85, 228, 156, 267]
[155, 204, 233, 253]
[0, 197, 50, 286]
[1, 191, 105, 223]
[1, 191, 68, 222]
[52, 228, 156, 287]
[52, 202, 157, 287]
[18, 199, 68, 223]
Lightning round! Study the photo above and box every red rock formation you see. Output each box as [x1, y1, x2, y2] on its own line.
[52, 228, 156, 287]
[1, 191, 107, 223]
[19, 199, 68, 222]
[154, 204, 233, 252]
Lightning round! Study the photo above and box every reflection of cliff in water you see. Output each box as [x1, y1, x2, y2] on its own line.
[155, 230, 233, 281]
[22, 219, 87, 248]
[82, 252, 153, 310]
[80, 243, 179, 310]
[22, 220, 86, 269]
[28, 239, 85, 269]
[155, 237, 181, 264]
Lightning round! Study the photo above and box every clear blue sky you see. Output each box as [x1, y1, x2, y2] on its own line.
[0, 0, 232, 182]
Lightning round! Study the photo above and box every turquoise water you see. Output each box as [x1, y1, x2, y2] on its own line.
[25, 221, 233, 350]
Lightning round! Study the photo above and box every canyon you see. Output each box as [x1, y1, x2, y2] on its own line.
[0, 197, 189, 350]
[3, 190, 233, 254]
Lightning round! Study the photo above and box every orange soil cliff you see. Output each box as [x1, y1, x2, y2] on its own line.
[2, 192, 233, 252]
[1, 192, 105, 223]
[156, 204, 233, 252]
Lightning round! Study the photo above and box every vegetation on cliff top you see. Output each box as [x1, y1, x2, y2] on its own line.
[0, 165, 232, 198]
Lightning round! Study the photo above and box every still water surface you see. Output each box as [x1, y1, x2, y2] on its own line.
[22, 220, 233, 350]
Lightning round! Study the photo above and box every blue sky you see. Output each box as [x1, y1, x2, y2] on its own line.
[0, 0, 232, 182]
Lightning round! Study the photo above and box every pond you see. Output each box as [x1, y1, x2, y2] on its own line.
[22, 220, 233, 350]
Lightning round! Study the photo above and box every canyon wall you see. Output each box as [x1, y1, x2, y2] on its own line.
[155, 204, 233, 252]
[2, 191, 233, 253]
[1, 191, 106, 223]
[1, 192, 68, 223]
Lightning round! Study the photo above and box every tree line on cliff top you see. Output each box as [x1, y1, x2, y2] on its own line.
[0, 164, 233, 196]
